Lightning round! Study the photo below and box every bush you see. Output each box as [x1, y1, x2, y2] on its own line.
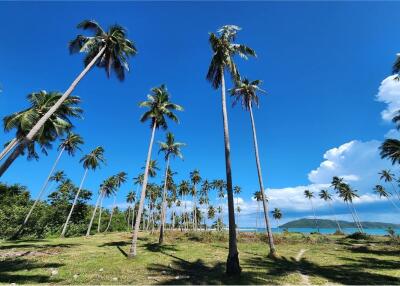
[346, 232, 369, 240]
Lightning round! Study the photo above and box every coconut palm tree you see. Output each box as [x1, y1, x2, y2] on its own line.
[271, 208, 282, 231]
[86, 175, 114, 237]
[319, 189, 342, 233]
[61, 146, 105, 237]
[253, 191, 262, 230]
[379, 170, 400, 200]
[0, 20, 136, 164]
[190, 170, 202, 231]
[380, 139, 400, 165]
[373, 185, 400, 212]
[126, 190, 136, 229]
[178, 180, 190, 231]
[304, 190, 319, 233]
[207, 25, 255, 275]
[0, 91, 82, 177]
[158, 132, 185, 244]
[129, 84, 183, 258]
[105, 172, 128, 232]
[230, 78, 276, 256]
[233, 186, 241, 229]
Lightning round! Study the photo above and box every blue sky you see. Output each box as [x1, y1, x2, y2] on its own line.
[1, 2, 400, 227]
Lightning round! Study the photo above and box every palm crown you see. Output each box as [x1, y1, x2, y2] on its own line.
[80, 146, 105, 170]
[374, 185, 389, 198]
[271, 208, 282, 220]
[206, 25, 256, 89]
[158, 132, 185, 161]
[69, 20, 137, 81]
[319, 190, 332, 201]
[139, 84, 183, 130]
[230, 78, 266, 110]
[143, 160, 159, 178]
[59, 132, 84, 156]
[304, 190, 314, 199]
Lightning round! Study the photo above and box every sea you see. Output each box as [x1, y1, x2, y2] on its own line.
[238, 227, 399, 236]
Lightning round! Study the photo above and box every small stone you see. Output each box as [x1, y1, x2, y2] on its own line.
[11, 283, 16, 286]
[73, 274, 79, 279]
[112, 277, 118, 281]
[99, 268, 104, 272]
[161, 270, 167, 275]
[51, 269, 58, 276]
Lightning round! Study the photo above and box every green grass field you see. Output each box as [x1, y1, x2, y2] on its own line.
[1, 231, 399, 285]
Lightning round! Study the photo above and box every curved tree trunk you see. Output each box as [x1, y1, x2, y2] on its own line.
[0, 138, 18, 161]
[61, 168, 88, 237]
[0, 47, 106, 177]
[98, 194, 104, 233]
[159, 157, 170, 244]
[129, 122, 157, 258]
[105, 195, 117, 232]
[13, 147, 65, 238]
[220, 70, 241, 275]
[86, 190, 103, 237]
[249, 103, 276, 256]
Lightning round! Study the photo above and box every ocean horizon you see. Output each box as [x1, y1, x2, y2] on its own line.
[237, 227, 398, 236]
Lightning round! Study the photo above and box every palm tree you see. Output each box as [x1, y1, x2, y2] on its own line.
[213, 180, 226, 226]
[86, 175, 114, 237]
[190, 170, 202, 231]
[61, 146, 105, 237]
[271, 208, 282, 231]
[0, 20, 136, 165]
[379, 170, 400, 200]
[319, 189, 342, 233]
[207, 25, 255, 275]
[304, 190, 319, 233]
[0, 91, 82, 177]
[179, 180, 190, 231]
[233, 186, 241, 228]
[201, 180, 211, 230]
[129, 84, 183, 258]
[127, 190, 136, 229]
[158, 132, 185, 244]
[373, 185, 400, 211]
[105, 172, 128, 232]
[253, 191, 262, 230]
[380, 139, 400, 165]
[230, 78, 276, 256]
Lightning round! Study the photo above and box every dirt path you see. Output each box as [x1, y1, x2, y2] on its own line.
[295, 248, 310, 285]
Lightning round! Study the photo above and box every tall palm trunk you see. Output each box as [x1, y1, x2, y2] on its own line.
[310, 199, 319, 233]
[249, 102, 276, 256]
[389, 182, 400, 201]
[0, 47, 106, 177]
[127, 207, 131, 229]
[131, 202, 135, 230]
[159, 157, 170, 244]
[98, 194, 104, 233]
[61, 168, 88, 237]
[328, 202, 342, 233]
[193, 188, 197, 231]
[220, 70, 240, 275]
[105, 195, 116, 232]
[256, 202, 259, 230]
[346, 202, 362, 233]
[86, 190, 103, 237]
[13, 147, 65, 238]
[351, 203, 364, 233]
[388, 196, 400, 211]
[129, 122, 157, 258]
[0, 138, 18, 161]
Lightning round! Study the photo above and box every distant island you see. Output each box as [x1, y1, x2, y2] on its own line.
[280, 218, 400, 229]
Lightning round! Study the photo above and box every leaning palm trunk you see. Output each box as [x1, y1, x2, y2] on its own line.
[0, 138, 18, 161]
[388, 196, 400, 211]
[0, 47, 106, 178]
[159, 157, 170, 244]
[310, 199, 320, 233]
[98, 195, 104, 233]
[86, 190, 103, 237]
[13, 147, 65, 238]
[249, 102, 276, 256]
[105, 196, 117, 232]
[220, 70, 240, 275]
[389, 182, 400, 201]
[61, 169, 89, 237]
[131, 203, 135, 230]
[346, 202, 362, 233]
[328, 202, 342, 233]
[351, 203, 364, 233]
[129, 122, 157, 257]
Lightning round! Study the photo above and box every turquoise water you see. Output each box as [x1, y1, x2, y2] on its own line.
[238, 227, 399, 236]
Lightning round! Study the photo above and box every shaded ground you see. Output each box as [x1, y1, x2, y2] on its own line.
[0, 231, 399, 284]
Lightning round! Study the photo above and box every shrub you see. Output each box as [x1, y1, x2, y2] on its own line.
[346, 232, 369, 240]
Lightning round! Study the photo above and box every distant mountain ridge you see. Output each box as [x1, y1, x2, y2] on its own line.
[280, 218, 400, 229]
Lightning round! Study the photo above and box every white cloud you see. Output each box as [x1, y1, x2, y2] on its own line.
[376, 75, 400, 121]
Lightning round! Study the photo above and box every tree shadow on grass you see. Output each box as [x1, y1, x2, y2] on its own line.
[143, 242, 178, 253]
[0, 243, 77, 250]
[0, 258, 64, 284]
[347, 245, 400, 256]
[246, 253, 400, 285]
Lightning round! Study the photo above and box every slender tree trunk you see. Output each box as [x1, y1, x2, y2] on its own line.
[86, 190, 103, 237]
[193, 188, 197, 231]
[346, 202, 361, 233]
[159, 157, 170, 244]
[13, 147, 65, 238]
[310, 199, 319, 233]
[127, 206, 131, 229]
[129, 122, 157, 258]
[256, 202, 259, 230]
[105, 195, 116, 232]
[351, 203, 364, 233]
[249, 103, 276, 256]
[219, 70, 240, 275]
[131, 202, 135, 230]
[0, 47, 106, 177]
[388, 197, 400, 211]
[0, 138, 18, 161]
[0, 142, 25, 178]
[61, 168, 88, 237]
[328, 202, 342, 233]
[389, 182, 400, 201]
[98, 194, 104, 233]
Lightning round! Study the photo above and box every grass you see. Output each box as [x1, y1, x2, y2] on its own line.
[0, 231, 400, 284]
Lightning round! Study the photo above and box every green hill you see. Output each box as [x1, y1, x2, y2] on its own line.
[280, 218, 400, 229]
